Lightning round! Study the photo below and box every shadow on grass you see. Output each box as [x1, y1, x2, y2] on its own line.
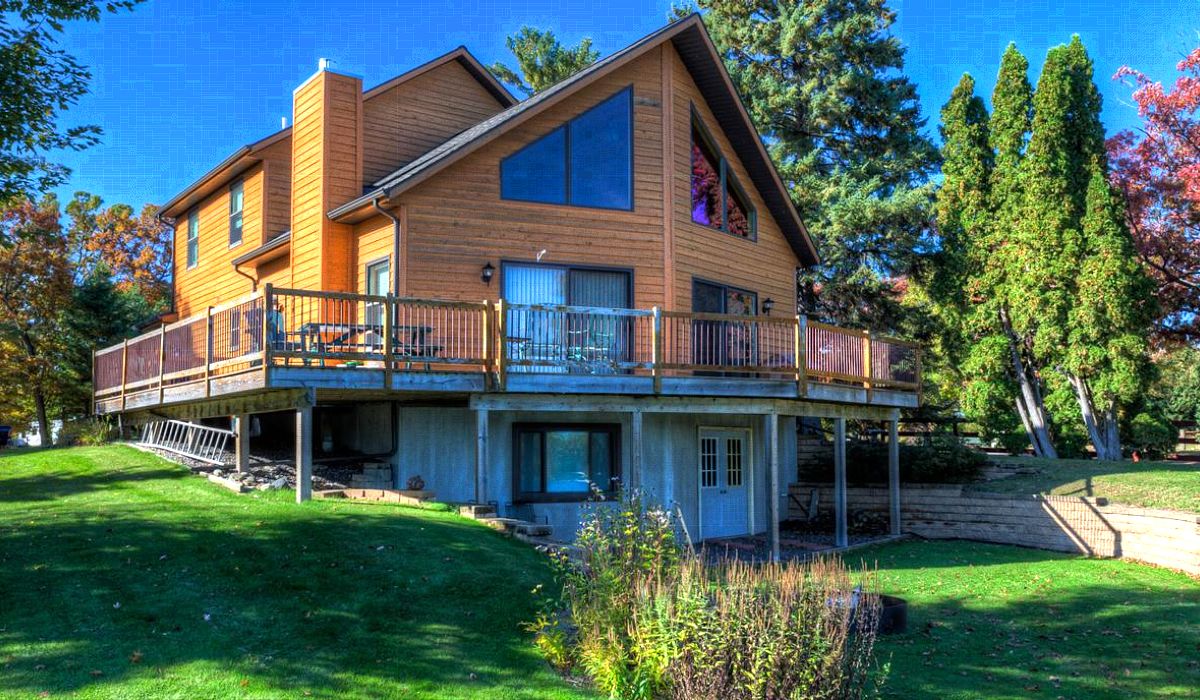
[858, 541, 1200, 699]
[0, 466, 186, 502]
[0, 455, 583, 699]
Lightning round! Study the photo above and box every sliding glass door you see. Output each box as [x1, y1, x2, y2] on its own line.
[503, 263, 632, 373]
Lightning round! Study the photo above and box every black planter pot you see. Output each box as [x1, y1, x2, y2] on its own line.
[878, 594, 908, 635]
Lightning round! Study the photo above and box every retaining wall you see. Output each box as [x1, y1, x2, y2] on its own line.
[789, 482, 1200, 576]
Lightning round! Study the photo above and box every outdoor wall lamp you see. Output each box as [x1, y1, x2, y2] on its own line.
[481, 262, 495, 286]
[761, 298, 775, 315]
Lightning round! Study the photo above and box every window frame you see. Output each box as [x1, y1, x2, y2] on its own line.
[512, 422, 622, 503]
[499, 259, 635, 308]
[228, 180, 244, 248]
[364, 257, 390, 327]
[690, 108, 757, 241]
[186, 209, 199, 269]
[499, 85, 635, 212]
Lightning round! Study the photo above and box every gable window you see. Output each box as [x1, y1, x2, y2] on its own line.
[229, 181, 244, 246]
[691, 114, 756, 239]
[186, 210, 199, 268]
[500, 87, 632, 210]
[514, 423, 620, 501]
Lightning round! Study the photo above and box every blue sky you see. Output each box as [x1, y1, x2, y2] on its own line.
[53, 0, 1199, 209]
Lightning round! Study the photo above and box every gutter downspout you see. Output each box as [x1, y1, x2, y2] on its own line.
[233, 262, 258, 292]
[372, 197, 402, 296]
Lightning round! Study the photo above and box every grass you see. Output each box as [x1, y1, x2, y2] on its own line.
[3, 447, 1198, 699]
[0, 446, 595, 700]
[860, 539, 1200, 699]
[971, 456, 1200, 512]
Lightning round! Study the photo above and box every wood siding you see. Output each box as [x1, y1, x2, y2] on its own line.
[172, 163, 265, 316]
[362, 60, 507, 185]
[396, 51, 667, 307]
[290, 70, 362, 294]
[667, 44, 800, 317]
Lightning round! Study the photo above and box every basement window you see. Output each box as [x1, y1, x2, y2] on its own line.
[514, 423, 620, 502]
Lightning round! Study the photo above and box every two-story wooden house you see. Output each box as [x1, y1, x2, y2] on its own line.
[93, 16, 919, 554]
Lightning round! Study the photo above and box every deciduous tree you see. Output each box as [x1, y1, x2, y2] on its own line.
[1108, 47, 1200, 345]
[0, 197, 72, 445]
[67, 193, 172, 310]
[0, 0, 142, 228]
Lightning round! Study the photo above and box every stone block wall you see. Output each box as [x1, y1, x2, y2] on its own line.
[789, 482, 1200, 576]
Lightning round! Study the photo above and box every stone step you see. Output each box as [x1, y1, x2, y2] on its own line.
[458, 504, 496, 518]
[477, 517, 552, 538]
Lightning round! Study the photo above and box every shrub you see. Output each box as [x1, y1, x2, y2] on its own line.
[803, 438, 987, 484]
[1128, 411, 1176, 459]
[532, 493, 882, 699]
[57, 417, 114, 446]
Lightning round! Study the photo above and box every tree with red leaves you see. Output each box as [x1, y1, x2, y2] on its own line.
[1109, 48, 1200, 345]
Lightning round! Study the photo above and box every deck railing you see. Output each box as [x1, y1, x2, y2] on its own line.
[94, 285, 921, 409]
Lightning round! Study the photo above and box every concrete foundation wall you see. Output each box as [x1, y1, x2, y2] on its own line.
[790, 482, 1200, 576]
[366, 404, 796, 542]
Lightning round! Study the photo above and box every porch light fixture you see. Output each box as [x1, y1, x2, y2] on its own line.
[761, 298, 775, 315]
[481, 262, 495, 286]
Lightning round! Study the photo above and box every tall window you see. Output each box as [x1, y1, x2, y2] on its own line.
[691, 114, 756, 239]
[515, 424, 620, 501]
[229, 181, 244, 246]
[500, 87, 633, 210]
[364, 259, 389, 327]
[186, 210, 199, 268]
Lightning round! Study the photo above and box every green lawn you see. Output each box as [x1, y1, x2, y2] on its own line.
[971, 456, 1200, 512]
[3, 447, 1198, 699]
[861, 539, 1200, 699]
[0, 446, 595, 700]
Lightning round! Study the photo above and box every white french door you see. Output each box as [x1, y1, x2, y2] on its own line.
[698, 428, 751, 539]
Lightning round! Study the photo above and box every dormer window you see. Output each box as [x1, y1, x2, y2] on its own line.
[691, 113, 755, 240]
[500, 87, 633, 210]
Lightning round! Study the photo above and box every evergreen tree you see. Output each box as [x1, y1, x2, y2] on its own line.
[1013, 37, 1154, 460]
[982, 44, 1059, 458]
[688, 0, 939, 330]
[489, 27, 599, 96]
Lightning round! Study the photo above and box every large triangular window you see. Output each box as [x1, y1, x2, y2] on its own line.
[500, 87, 633, 210]
[691, 112, 756, 240]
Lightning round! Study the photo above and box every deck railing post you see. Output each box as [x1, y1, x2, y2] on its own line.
[382, 293, 394, 390]
[481, 300, 492, 390]
[795, 314, 807, 397]
[651, 306, 663, 394]
[862, 329, 872, 402]
[262, 284, 273, 378]
[204, 305, 213, 398]
[495, 300, 507, 391]
[157, 324, 167, 405]
[119, 339, 129, 412]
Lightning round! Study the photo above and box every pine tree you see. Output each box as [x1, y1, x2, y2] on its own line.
[691, 0, 939, 330]
[489, 27, 599, 96]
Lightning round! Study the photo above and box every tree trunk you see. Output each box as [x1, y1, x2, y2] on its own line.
[1069, 374, 1123, 461]
[1014, 396, 1038, 456]
[34, 390, 51, 448]
[1001, 308, 1057, 458]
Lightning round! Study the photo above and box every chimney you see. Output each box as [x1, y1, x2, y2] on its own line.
[289, 60, 362, 292]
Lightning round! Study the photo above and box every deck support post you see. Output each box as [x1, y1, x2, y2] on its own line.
[629, 409, 643, 492]
[888, 414, 901, 536]
[833, 416, 848, 548]
[766, 411, 781, 562]
[295, 405, 313, 503]
[234, 414, 250, 474]
[475, 407, 489, 504]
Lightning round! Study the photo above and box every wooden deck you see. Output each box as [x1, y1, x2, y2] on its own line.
[93, 286, 921, 415]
